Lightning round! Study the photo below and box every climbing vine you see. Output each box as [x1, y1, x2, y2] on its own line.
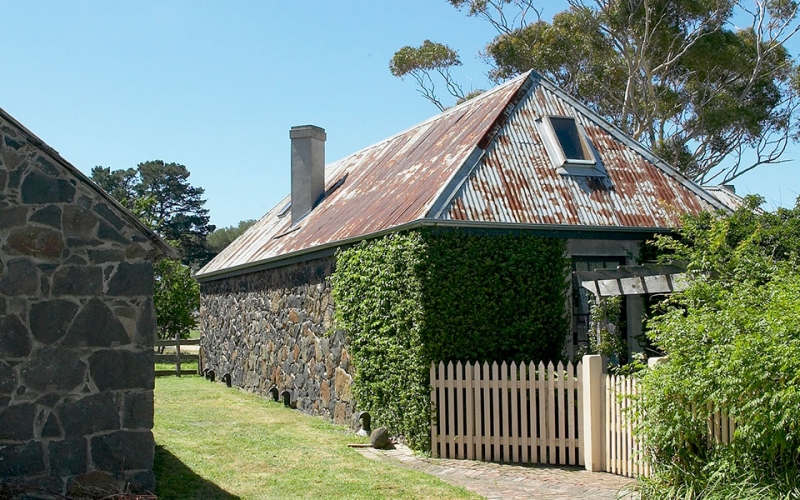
[331, 228, 569, 450]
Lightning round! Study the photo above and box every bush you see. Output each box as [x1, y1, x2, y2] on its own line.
[636, 197, 800, 499]
[332, 228, 569, 450]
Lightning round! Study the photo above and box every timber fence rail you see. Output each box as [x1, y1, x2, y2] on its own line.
[430, 360, 584, 466]
[154, 336, 201, 377]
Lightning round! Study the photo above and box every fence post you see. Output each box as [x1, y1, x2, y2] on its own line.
[582, 354, 604, 472]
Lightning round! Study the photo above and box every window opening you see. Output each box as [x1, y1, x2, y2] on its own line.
[572, 256, 627, 351]
[549, 116, 592, 161]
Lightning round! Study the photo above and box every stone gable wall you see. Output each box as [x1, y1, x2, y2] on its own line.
[0, 118, 158, 496]
[200, 256, 356, 426]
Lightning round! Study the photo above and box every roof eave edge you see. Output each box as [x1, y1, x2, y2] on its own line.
[196, 218, 671, 282]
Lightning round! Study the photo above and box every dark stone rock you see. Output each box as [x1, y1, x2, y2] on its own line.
[51, 265, 103, 296]
[28, 205, 61, 229]
[3, 135, 24, 149]
[0, 397, 8, 408]
[0, 259, 39, 296]
[8, 168, 22, 190]
[1, 473, 65, 495]
[122, 391, 154, 429]
[87, 248, 125, 264]
[89, 350, 153, 391]
[62, 205, 97, 237]
[30, 299, 79, 344]
[66, 236, 103, 247]
[0, 362, 16, 394]
[0, 441, 45, 478]
[125, 470, 156, 494]
[48, 437, 87, 476]
[20, 171, 75, 204]
[20, 347, 86, 392]
[107, 262, 153, 297]
[135, 298, 156, 346]
[369, 427, 391, 449]
[0, 314, 31, 358]
[0, 297, 5, 314]
[76, 195, 92, 209]
[3, 226, 64, 260]
[94, 203, 124, 230]
[64, 298, 129, 347]
[41, 412, 62, 438]
[126, 244, 147, 260]
[91, 430, 154, 472]
[36, 393, 63, 408]
[64, 254, 88, 265]
[34, 156, 60, 176]
[97, 220, 129, 244]
[0, 403, 36, 440]
[67, 471, 118, 498]
[0, 206, 28, 229]
[59, 393, 120, 437]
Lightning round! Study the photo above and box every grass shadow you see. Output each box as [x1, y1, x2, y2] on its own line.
[153, 445, 241, 500]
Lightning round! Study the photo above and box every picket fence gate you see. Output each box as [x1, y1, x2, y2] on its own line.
[604, 373, 649, 477]
[430, 360, 584, 466]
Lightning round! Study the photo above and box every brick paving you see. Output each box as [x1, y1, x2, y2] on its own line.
[355, 444, 638, 500]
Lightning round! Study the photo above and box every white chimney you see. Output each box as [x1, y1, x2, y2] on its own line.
[290, 125, 326, 225]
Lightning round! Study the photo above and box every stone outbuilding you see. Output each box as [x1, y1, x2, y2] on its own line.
[196, 71, 731, 430]
[0, 107, 177, 496]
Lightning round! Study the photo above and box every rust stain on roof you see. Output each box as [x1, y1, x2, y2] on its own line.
[199, 71, 723, 279]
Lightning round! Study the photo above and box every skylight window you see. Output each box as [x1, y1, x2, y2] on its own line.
[537, 115, 607, 178]
[548, 116, 592, 162]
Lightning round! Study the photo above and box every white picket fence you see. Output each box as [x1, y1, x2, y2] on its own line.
[430, 360, 584, 466]
[605, 373, 649, 477]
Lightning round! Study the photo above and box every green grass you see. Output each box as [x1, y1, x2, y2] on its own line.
[154, 377, 479, 500]
[155, 361, 198, 373]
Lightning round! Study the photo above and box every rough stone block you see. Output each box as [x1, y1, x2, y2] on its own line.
[58, 393, 120, 437]
[28, 205, 62, 229]
[107, 261, 153, 297]
[0, 206, 28, 229]
[67, 471, 118, 498]
[20, 346, 86, 392]
[124, 470, 156, 494]
[62, 205, 98, 237]
[0, 441, 45, 478]
[0, 314, 31, 358]
[64, 298, 129, 347]
[51, 265, 103, 296]
[91, 430, 154, 472]
[122, 391, 154, 429]
[87, 248, 125, 264]
[0, 362, 16, 394]
[41, 411, 62, 438]
[93, 203, 124, 230]
[48, 437, 87, 476]
[89, 349, 153, 391]
[0, 403, 36, 440]
[134, 298, 156, 347]
[20, 171, 75, 204]
[0, 259, 39, 296]
[29, 299, 79, 344]
[4, 226, 64, 261]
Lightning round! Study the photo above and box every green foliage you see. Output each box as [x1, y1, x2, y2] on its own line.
[154, 258, 200, 342]
[92, 161, 215, 269]
[393, 1, 800, 183]
[207, 219, 257, 254]
[332, 228, 569, 450]
[635, 198, 800, 499]
[587, 296, 627, 363]
[389, 40, 466, 111]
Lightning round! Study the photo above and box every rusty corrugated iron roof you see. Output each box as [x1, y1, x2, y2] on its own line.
[439, 77, 719, 225]
[197, 71, 725, 280]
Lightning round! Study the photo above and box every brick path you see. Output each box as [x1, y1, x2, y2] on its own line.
[355, 444, 638, 500]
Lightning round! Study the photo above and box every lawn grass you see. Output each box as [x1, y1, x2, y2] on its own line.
[153, 377, 479, 500]
[154, 360, 198, 373]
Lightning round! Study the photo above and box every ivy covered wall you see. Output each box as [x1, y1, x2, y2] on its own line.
[331, 228, 569, 450]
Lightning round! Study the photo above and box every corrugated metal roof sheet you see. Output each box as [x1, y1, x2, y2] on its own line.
[198, 71, 724, 280]
[703, 185, 747, 210]
[441, 79, 718, 226]
[197, 73, 530, 277]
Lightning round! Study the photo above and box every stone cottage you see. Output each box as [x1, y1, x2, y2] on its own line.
[0, 107, 177, 496]
[196, 70, 729, 429]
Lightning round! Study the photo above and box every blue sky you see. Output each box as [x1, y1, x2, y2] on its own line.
[3, 1, 798, 228]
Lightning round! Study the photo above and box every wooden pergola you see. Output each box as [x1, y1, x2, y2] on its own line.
[575, 263, 688, 297]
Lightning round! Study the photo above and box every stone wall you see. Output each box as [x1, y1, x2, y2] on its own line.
[0, 117, 159, 495]
[199, 256, 356, 426]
